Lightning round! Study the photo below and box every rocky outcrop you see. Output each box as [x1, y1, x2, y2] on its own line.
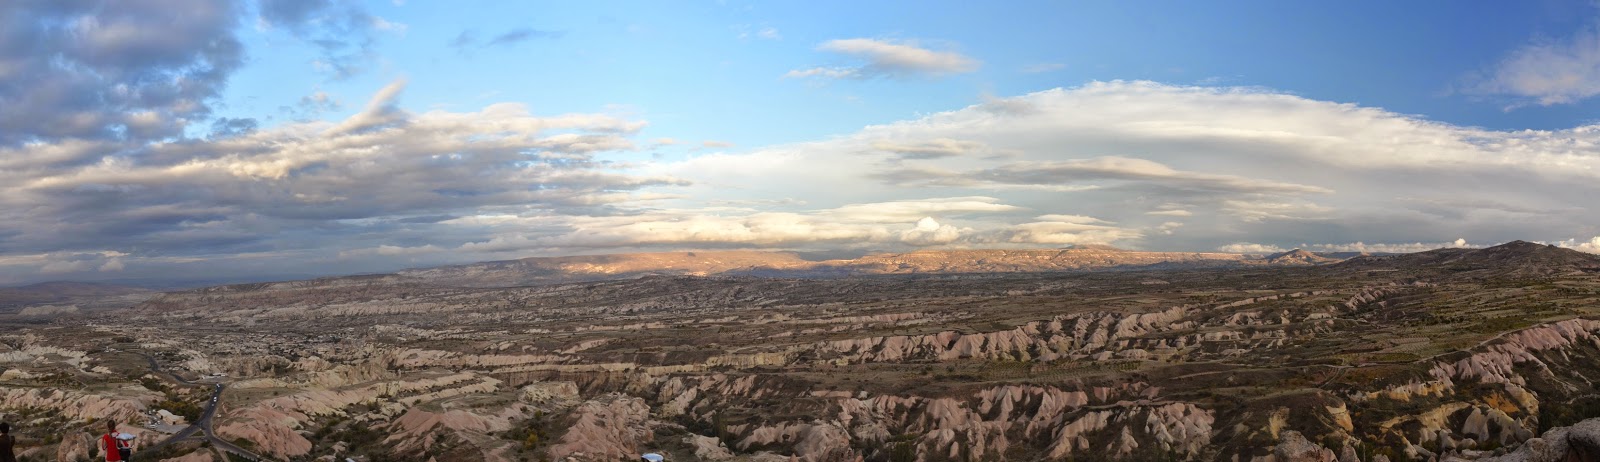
[0, 344, 89, 367]
[0, 386, 152, 424]
[384, 406, 530, 458]
[1430, 319, 1600, 388]
[217, 371, 501, 458]
[737, 421, 856, 462]
[546, 394, 653, 461]
[653, 374, 1210, 461]
[216, 404, 316, 458]
[1472, 417, 1600, 461]
[1252, 430, 1336, 462]
[389, 348, 568, 369]
[818, 307, 1196, 364]
[686, 434, 735, 460]
[16, 304, 79, 316]
[521, 381, 581, 403]
[55, 433, 99, 462]
[1338, 286, 1414, 312]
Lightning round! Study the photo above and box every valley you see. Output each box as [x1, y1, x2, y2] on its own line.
[2, 243, 1600, 461]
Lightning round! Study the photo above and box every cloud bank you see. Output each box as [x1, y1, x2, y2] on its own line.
[5, 67, 1600, 284]
[0, 0, 243, 145]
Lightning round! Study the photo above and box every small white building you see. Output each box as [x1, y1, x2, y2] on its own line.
[154, 409, 186, 425]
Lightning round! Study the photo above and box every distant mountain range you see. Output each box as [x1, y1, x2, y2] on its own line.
[380, 241, 1600, 287]
[1333, 240, 1600, 276]
[18, 241, 1599, 302]
[392, 246, 1271, 288]
[0, 281, 152, 310]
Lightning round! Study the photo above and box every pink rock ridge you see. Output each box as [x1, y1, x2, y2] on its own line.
[546, 393, 653, 461]
[659, 373, 1211, 461]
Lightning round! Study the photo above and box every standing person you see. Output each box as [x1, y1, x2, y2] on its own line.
[100, 420, 130, 461]
[0, 422, 16, 462]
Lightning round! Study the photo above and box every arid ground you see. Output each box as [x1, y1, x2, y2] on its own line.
[3, 242, 1600, 461]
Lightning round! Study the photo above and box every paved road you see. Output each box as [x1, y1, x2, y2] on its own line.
[129, 352, 271, 461]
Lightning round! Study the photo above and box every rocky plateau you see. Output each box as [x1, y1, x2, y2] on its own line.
[1, 243, 1599, 461]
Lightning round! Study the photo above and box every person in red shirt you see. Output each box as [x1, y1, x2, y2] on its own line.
[100, 420, 129, 461]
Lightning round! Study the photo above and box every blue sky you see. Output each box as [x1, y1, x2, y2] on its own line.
[218, 0, 1600, 146]
[4, 0, 1600, 285]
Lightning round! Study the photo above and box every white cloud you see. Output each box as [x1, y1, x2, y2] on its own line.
[328, 78, 409, 136]
[451, 197, 1031, 253]
[823, 197, 1023, 222]
[1001, 219, 1141, 245]
[1220, 199, 1334, 222]
[787, 38, 979, 79]
[0, 254, 51, 268]
[23, 251, 128, 274]
[463, 213, 886, 250]
[978, 157, 1332, 195]
[40, 260, 93, 274]
[11, 80, 1600, 283]
[900, 217, 964, 245]
[338, 244, 446, 259]
[645, 81, 1600, 258]
[1146, 210, 1193, 217]
[1217, 243, 1286, 254]
[1557, 236, 1600, 253]
[871, 138, 987, 159]
[1032, 214, 1109, 225]
[371, 17, 408, 35]
[441, 198, 1136, 253]
[1302, 241, 1479, 253]
[1471, 26, 1600, 106]
[1224, 240, 1475, 254]
[0, 80, 672, 282]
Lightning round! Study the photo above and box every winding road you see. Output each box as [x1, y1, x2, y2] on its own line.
[130, 352, 270, 461]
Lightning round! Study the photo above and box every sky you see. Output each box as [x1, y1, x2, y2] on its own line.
[4, 0, 1600, 286]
